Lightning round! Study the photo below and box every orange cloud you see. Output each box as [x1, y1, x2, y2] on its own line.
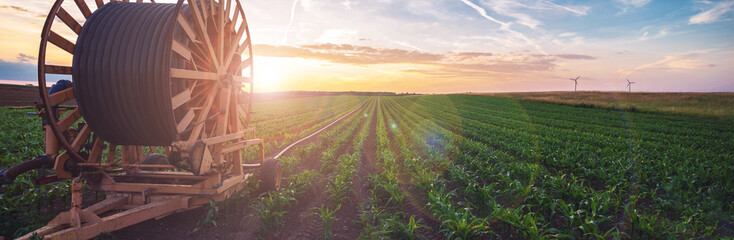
[253, 43, 596, 80]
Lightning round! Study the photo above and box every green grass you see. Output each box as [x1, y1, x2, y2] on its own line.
[476, 91, 734, 120]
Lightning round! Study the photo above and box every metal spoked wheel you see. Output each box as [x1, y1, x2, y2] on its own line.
[37, 0, 254, 176]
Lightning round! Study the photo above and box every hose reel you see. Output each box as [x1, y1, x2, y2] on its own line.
[37, 0, 255, 175]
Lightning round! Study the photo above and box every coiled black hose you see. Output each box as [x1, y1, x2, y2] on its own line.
[72, 2, 189, 146]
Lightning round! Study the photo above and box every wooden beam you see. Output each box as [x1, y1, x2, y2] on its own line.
[177, 109, 195, 132]
[177, 14, 197, 43]
[233, 76, 251, 84]
[106, 144, 117, 164]
[57, 108, 81, 129]
[44, 199, 182, 240]
[199, 130, 251, 145]
[172, 39, 192, 61]
[88, 137, 105, 163]
[86, 196, 128, 216]
[171, 89, 191, 109]
[56, 7, 82, 34]
[45, 65, 72, 75]
[74, 0, 92, 19]
[70, 124, 91, 152]
[48, 87, 74, 106]
[241, 57, 252, 68]
[48, 31, 75, 54]
[170, 68, 218, 81]
[221, 139, 262, 154]
[221, 22, 248, 71]
[186, 0, 220, 69]
[95, 0, 104, 8]
[188, 88, 218, 142]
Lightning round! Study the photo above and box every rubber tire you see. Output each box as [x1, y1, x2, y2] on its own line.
[259, 158, 282, 192]
[141, 153, 169, 171]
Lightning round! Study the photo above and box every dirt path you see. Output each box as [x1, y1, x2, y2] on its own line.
[111, 99, 375, 240]
[382, 99, 444, 239]
[111, 98, 447, 239]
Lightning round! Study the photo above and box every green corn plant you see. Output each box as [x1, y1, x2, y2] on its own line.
[251, 191, 297, 234]
[193, 199, 220, 233]
[326, 169, 354, 204]
[310, 204, 341, 240]
[387, 215, 428, 240]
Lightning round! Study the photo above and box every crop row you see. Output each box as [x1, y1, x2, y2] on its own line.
[377, 95, 732, 238]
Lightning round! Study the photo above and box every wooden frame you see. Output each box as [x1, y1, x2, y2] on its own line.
[22, 0, 265, 239]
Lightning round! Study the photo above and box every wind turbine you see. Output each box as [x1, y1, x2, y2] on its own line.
[627, 78, 635, 92]
[569, 76, 580, 91]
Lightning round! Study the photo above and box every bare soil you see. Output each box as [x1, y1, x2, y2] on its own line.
[0, 84, 42, 106]
[110, 99, 381, 240]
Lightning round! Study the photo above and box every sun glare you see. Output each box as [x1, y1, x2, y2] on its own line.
[253, 56, 288, 92]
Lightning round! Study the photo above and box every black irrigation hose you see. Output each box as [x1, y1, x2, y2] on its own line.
[73, 2, 187, 146]
[273, 98, 370, 159]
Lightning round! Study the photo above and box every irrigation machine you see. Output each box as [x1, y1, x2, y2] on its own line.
[0, 0, 282, 239]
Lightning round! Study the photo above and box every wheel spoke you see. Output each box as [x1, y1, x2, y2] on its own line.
[218, 0, 224, 65]
[233, 76, 250, 84]
[58, 108, 81, 129]
[230, 5, 240, 33]
[177, 109, 196, 133]
[224, 0, 233, 22]
[57, 7, 82, 34]
[172, 39, 193, 61]
[48, 87, 75, 106]
[48, 31, 75, 54]
[45, 65, 73, 75]
[171, 68, 218, 81]
[241, 57, 252, 68]
[88, 137, 105, 163]
[73, 0, 93, 19]
[95, 0, 104, 8]
[106, 144, 117, 163]
[217, 87, 232, 135]
[186, 0, 220, 70]
[188, 87, 218, 142]
[177, 13, 197, 43]
[221, 18, 248, 71]
[171, 88, 192, 109]
[70, 124, 91, 152]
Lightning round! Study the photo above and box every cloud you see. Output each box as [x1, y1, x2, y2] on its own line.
[392, 40, 426, 52]
[0, 5, 45, 18]
[615, 0, 651, 8]
[253, 43, 443, 65]
[555, 54, 596, 60]
[458, 0, 546, 54]
[253, 43, 595, 80]
[638, 29, 668, 41]
[543, 1, 589, 16]
[0, 5, 34, 13]
[16, 54, 36, 64]
[689, 0, 734, 24]
[459, 0, 511, 28]
[0, 59, 36, 81]
[282, 0, 300, 44]
[617, 50, 716, 75]
[614, 0, 651, 13]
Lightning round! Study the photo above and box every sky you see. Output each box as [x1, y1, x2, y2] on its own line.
[0, 0, 732, 93]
